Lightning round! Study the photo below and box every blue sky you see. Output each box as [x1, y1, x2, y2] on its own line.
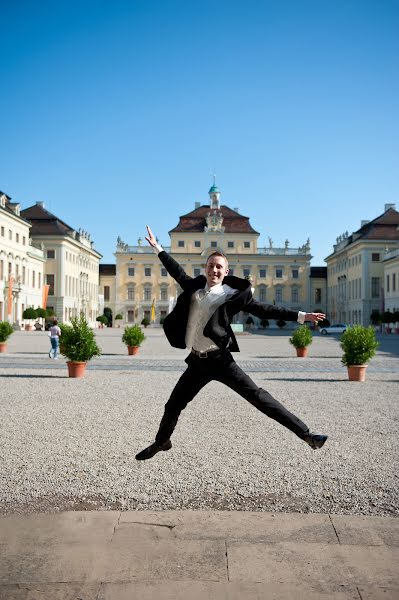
[1, 0, 398, 265]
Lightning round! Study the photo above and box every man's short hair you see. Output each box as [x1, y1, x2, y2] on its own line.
[206, 251, 229, 266]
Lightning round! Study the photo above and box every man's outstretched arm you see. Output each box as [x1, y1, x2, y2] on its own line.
[145, 225, 192, 288]
[245, 298, 326, 325]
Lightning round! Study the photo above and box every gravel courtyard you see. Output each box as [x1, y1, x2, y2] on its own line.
[0, 328, 398, 517]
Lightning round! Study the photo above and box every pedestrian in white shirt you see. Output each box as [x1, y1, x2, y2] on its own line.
[49, 319, 61, 360]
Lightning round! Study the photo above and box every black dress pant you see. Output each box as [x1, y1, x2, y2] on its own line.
[155, 350, 309, 445]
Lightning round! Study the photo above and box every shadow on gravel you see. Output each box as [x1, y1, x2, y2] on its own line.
[261, 377, 346, 382]
[255, 355, 341, 359]
[0, 374, 69, 379]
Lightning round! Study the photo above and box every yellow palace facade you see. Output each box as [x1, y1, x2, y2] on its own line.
[100, 184, 325, 326]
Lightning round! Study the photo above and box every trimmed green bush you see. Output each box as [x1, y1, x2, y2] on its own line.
[115, 314, 123, 320]
[141, 317, 150, 328]
[370, 311, 381, 325]
[36, 308, 46, 318]
[340, 325, 379, 367]
[122, 325, 145, 347]
[0, 321, 14, 342]
[23, 307, 38, 320]
[96, 315, 108, 325]
[59, 316, 101, 362]
[276, 319, 286, 329]
[245, 316, 254, 325]
[289, 325, 313, 349]
[260, 319, 269, 328]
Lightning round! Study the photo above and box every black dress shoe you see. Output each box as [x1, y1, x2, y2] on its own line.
[135, 440, 172, 461]
[303, 432, 328, 450]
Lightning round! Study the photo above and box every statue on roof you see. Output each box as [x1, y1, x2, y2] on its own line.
[204, 210, 224, 232]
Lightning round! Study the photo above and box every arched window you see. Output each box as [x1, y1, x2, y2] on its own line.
[258, 285, 267, 302]
[144, 286, 151, 301]
[127, 286, 135, 301]
[291, 287, 299, 304]
[160, 285, 168, 301]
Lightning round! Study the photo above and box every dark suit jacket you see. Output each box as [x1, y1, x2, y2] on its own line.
[159, 251, 301, 352]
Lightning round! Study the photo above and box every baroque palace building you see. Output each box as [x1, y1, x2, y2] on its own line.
[0, 192, 45, 324]
[20, 202, 102, 326]
[100, 183, 326, 326]
[325, 204, 399, 325]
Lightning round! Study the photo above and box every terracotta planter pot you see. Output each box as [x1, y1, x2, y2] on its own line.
[24, 324, 33, 331]
[67, 361, 87, 378]
[347, 365, 367, 382]
[296, 347, 308, 358]
[0, 342, 7, 353]
[127, 346, 139, 355]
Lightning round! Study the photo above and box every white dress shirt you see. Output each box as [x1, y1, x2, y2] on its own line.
[186, 283, 238, 352]
[153, 244, 307, 345]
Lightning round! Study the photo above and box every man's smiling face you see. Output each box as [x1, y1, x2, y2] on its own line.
[205, 254, 229, 287]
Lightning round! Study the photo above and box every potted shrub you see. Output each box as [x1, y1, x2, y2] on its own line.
[122, 324, 145, 355]
[393, 311, 399, 334]
[115, 314, 123, 328]
[370, 310, 381, 327]
[260, 319, 269, 329]
[96, 315, 108, 328]
[0, 321, 14, 353]
[289, 325, 313, 357]
[141, 317, 150, 328]
[59, 315, 101, 378]
[22, 307, 38, 331]
[382, 311, 393, 333]
[104, 307, 113, 327]
[245, 316, 254, 330]
[276, 319, 286, 329]
[340, 325, 379, 382]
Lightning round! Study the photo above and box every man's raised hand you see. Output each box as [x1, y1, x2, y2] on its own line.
[305, 312, 326, 324]
[145, 225, 157, 248]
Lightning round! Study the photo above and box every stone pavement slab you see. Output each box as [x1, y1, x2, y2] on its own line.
[119, 510, 337, 543]
[1, 511, 398, 600]
[331, 514, 399, 546]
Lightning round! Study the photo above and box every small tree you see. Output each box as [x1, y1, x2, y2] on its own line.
[318, 317, 330, 328]
[141, 317, 150, 328]
[340, 325, 379, 366]
[104, 307, 113, 326]
[96, 315, 108, 327]
[59, 316, 101, 363]
[245, 316, 254, 327]
[260, 319, 269, 328]
[46, 308, 55, 317]
[36, 308, 46, 319]
[0, 321, 14, 343]
[289, 325, 313, 349]
[382, 311, 393, 331]
[370, 311, 381, 326]
[23, 307, 38, 327]
[276, 319, 286, 329]
[122, 324, 145, 347]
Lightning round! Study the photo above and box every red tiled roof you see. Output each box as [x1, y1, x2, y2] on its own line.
[99, 264, 116, 276]
[21, 204, 75, 237]
[169, 205, 259, 234]
[355, 208, 399, 241]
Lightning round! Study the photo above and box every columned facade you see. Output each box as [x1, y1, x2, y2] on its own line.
[103, 184, 315, 326]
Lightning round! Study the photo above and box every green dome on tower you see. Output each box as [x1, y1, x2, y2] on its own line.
[208, 184, 220, 194]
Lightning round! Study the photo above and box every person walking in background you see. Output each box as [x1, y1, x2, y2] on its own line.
[48, 319, 61, 360]
[136, 226, 328, 461]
